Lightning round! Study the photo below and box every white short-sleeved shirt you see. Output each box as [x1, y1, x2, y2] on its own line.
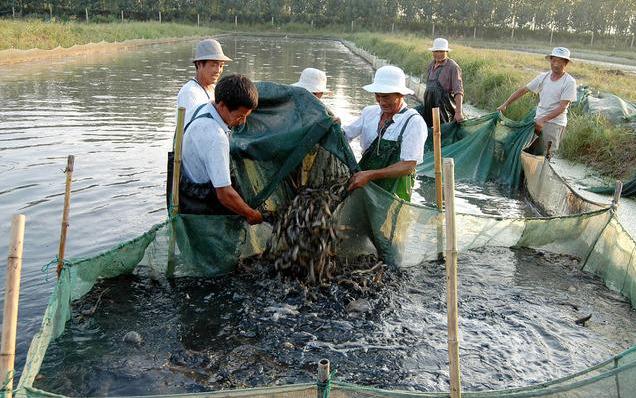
[527, 72, 577, 126]
[343, 105, 428, 164]
[177, 79, 215, 122]
[181, 104, 232, 188]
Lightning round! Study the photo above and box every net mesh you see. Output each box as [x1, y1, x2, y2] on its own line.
[12, 83, 636, 398]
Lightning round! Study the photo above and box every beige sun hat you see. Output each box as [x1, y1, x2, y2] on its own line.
[363, 65, 414, 95]
[545, 47, 571, 62]
[192, 38, 232, 62]
[292, 68, 328, 93]
[429, 38, 451, 52]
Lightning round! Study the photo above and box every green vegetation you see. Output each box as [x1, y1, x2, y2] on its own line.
[347, 32, 636, 179]
[0, 20, 218, 50]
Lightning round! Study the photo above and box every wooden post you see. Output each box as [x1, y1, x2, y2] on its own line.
[443, 158, 461, 398]
[167, 108, 186, 275]
[85, 7, 88, 22]
[612, 180, 623, 208]
[1, 214, 26, 398]
[316, 359, 330, 398]
[433, 108, 444, 260]
[57, 155, 74, 278]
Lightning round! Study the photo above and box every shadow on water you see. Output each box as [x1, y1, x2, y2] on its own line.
[36, 246, 636, 396]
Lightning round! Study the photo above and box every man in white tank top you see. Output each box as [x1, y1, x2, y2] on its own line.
[497, 47, 577, 157]
[176, 39, 232, 122]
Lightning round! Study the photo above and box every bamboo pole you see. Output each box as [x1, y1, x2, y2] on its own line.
[316, 358, 330, 398]
[443, 158, 461, 398]
[1, 214, 26, 398]
[167, 107, 186, 275]
[57, 155, 74, 278]
[433, 108, 444, 260]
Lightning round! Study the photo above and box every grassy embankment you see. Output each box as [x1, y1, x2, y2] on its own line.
[0, 19, 221, 50]
[2, 20, 634, 178]
[348, 33, 636, 179]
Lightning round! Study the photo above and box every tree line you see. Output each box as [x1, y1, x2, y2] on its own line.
[2, 0, 636, 46]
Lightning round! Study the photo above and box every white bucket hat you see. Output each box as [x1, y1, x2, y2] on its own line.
[292, 68, 328, 93]
[429, 38, 451, 52]
[192, 38, 232, 62]
[546, 47, 571, 62]
[363, 65, 414, 95]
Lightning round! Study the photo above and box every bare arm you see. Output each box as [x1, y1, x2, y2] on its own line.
[215, 186, 263, 224]
[534, 100, 571, 132]
[454, 93, 464, 122]
[348, 160, 416, 192]
[497, 87, 530, 112]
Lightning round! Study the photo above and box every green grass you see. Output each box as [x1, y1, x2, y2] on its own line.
[0, 19, 220, 50]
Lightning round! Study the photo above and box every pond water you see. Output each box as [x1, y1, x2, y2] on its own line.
[0, 35, 633, 392]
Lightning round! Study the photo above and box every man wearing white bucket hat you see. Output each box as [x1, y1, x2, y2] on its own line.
[292, 68, 329, 99]
[418, 38, 464, 127]
[177, 38, 232, 122]
[497, 47, 577, 156]
[343, 65, 427, 202]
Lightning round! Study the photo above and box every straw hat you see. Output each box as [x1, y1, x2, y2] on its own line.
[192, 39, 232, 62]
[546, 47, 571, 62]
[292, 68, 328, 93]
[429, 38, 451, 52]
[363, 65, 414, 95]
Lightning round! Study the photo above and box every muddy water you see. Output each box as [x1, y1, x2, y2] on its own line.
[36, 247, 636, 395]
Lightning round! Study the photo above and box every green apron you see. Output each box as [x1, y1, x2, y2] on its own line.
[358, 113, 417, 201]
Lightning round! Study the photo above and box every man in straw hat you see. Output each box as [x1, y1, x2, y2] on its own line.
[292, 68, 329, 99]
[418, 38, 464, 127]
[177, 38, 232, 122]
[343, 65, 427, 202]
[497, 47, 577, 156]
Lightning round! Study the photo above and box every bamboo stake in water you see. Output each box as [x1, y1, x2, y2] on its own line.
[316, 358, 330, 398]
[433, 108, 444, 260]
[1, 214, 26, 398]
[443, 158, 461, 398]
[57, 155, 74, 278]
[167, 107, 186, 274]
[612, 180, 623, 209]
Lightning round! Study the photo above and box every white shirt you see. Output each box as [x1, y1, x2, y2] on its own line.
[181, 104, 232, 188]
[527, 72, 577, 126]
[177, 79, 215, 122]
[343, 105, 428, 164]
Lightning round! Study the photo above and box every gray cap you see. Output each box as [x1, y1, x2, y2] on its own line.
[192, 39, 232, 62]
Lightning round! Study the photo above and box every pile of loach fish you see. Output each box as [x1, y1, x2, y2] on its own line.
[247, 176, 388, 291]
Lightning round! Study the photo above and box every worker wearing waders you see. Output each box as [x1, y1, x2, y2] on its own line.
[417, 38, 464, 127]
[497, 47, 577, 157]
[174, 74, 263, 224]
[343, 65, 428, 201]
[176, 38, 232, 122]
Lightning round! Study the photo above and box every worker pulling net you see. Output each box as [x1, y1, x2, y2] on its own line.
[16, 82, 636, 398]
